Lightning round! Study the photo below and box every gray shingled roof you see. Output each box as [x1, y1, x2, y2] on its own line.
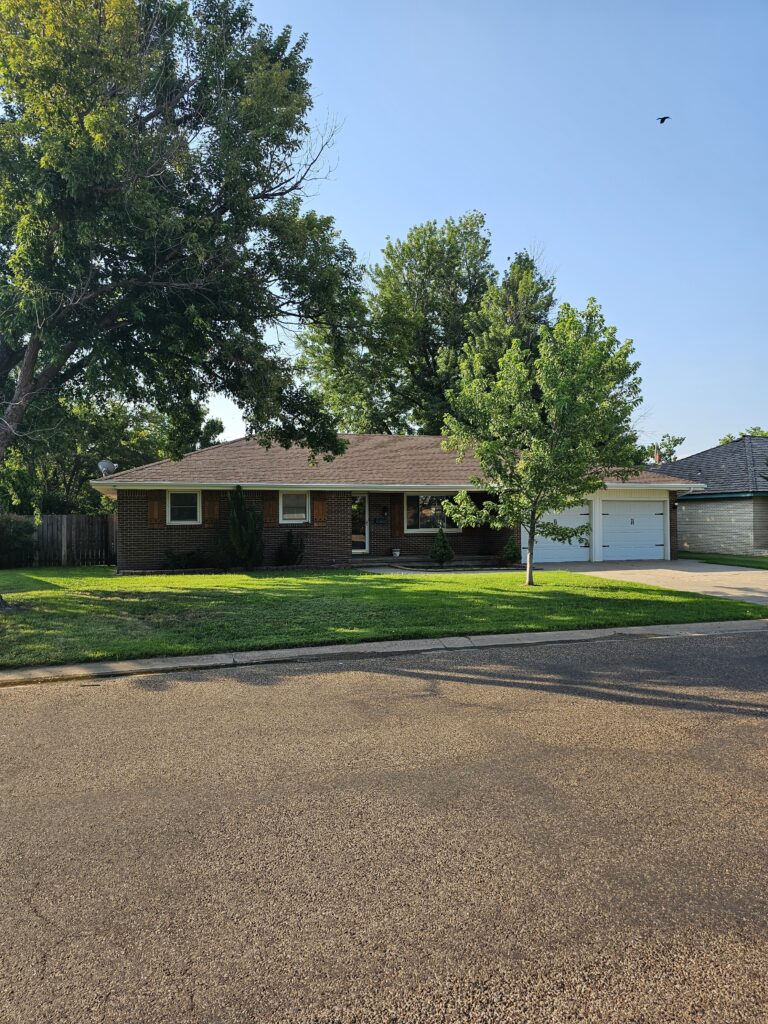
[92, 433, 700, 491]
[659, 437, 768, 494]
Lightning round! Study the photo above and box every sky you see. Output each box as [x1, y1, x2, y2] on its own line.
[210, 0, 767, 457]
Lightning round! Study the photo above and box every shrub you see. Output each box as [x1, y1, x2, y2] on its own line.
[430, 527, 455, 567]
[277, 529, 305, 566]
[0, 514, 37, 568]
[227, 485, 264, 568]
[501, 534, 521, 566]
[163, 548, 211, 571]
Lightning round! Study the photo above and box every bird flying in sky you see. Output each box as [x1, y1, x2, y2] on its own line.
[657, 116, 670, 124]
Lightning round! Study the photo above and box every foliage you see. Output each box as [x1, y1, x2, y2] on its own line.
[0, 514, 36, 568]
[227, 486, 264, 568]
[298, 213, 529, 434]
[277, 529, 305, 565]
[1, 566, 765, 669]
[443, 298, 642, 585]
[501, 533, 521, 566]
[719, 427, 768, 445]
[0, 394, 222, 514]
[0, 0, 361, 466]
[429, 527, 455, 567]
[641, 433, 685, 463]
[164, 547, 213, 571]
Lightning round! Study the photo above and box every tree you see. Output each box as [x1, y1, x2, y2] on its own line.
[443, 298, 642, 585]
[298, 213, 507, 434]
[227, 485, 264, 568]
[0, 0, 361, 468]
[642, 433, 685, 463]
[0, 394, 222, 514]
[719, 427, 768, 445]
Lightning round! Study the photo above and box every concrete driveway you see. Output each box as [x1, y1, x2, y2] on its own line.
[546, 558, 768, 605]
[1, 633, 766, 1023]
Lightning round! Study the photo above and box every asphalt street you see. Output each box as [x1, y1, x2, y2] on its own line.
[1, 632, 766, 1023]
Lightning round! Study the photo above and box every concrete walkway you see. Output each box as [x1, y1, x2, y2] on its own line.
[2, 618, 767, 687]
[549, 559, 768, 606]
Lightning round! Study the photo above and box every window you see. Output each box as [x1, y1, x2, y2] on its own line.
[166, 490, 201, 525]
[404, 494, 460, 532]
[279, 491, 310, 524]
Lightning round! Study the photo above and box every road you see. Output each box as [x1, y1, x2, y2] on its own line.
[1, 633, 767, 1023]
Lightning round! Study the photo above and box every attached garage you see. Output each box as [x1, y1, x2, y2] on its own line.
[601, 500, 665, 560]
[522, 505, 591, 563]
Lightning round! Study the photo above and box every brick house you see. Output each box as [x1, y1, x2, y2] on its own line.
[660, 437, 768, 556]
[91, 434, 700, 573]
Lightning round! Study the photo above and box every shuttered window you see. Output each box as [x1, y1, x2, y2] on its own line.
[166, 491, 201, 525]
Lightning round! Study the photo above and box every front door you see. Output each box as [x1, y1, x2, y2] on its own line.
[351, 494, 369, 554]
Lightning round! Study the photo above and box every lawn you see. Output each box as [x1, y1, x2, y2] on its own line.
[1, 566, 766, 670]
[679, 551, 768, 570]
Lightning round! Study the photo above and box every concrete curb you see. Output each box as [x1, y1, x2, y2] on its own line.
[2, 618, 768, 688]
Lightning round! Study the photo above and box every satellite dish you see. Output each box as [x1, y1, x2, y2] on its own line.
[98, 459, 117, 477]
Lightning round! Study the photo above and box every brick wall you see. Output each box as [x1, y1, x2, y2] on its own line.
[676, 497, 756, 555]
[117, 488, 514, 572]
[669, 493, 679, 559]
[117, 489, 353, 572]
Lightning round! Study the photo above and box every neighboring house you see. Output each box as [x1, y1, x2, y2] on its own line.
[659, 437, 768, 556]
[91, 434, 701, 572]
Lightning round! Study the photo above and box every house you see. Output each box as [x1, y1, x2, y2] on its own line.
[659, 437, 768, 556]
[90, 434, 702, 573]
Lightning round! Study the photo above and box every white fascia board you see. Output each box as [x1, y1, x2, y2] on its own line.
[603, 482, 707, 491]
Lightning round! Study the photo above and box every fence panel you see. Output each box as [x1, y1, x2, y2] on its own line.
[35, 514, 117, 567]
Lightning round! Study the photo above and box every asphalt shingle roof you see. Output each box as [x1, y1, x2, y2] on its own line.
[659, 437, 768, 494]
[95, 434, 700, 490]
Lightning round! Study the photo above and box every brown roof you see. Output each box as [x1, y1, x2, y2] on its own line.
[93, 434, 703, 491]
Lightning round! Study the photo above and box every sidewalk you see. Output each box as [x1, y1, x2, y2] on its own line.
[2, 618, 767, 687]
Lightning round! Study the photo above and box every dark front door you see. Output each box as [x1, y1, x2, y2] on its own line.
[351, 494, 369, 554]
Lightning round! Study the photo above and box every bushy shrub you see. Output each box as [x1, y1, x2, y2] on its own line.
[227, 485, 264, 568]
[501, 534, 521, 566]
[0, 514, 36, 567]
[163, 548, 211, 571]
[277, 529, 305, 566]
[430, 527, 455, 567]
[0, 515, 37, 568]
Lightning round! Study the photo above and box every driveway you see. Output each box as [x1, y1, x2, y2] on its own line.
[1, 635, 767, 1023]
[547, 558, 768, 605]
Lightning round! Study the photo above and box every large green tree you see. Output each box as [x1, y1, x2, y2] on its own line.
[641, 433, 685, 463]
[443, 298, 642, 585]
[0, 394, 222, 514]
[298, 215, 554, 434]
[0, 0, 361, 467]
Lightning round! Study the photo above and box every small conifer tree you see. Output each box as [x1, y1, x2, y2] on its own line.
[430, 527, 455, 567]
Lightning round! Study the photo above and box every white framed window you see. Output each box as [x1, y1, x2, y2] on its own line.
[279, 490, 311, 524]
[404, 494, 461, 533]
[166, 490, 202, 525]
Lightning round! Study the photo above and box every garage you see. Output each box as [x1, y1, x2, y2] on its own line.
[602, 500, 665, 560]
[522, 505, 591, 562]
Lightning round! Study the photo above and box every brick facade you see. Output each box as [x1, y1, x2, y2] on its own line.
[677, 496, 768, 556]
[116, 489, 511, 572]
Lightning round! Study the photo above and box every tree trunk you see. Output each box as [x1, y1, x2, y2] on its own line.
[525, 512, 536, 586]
[0, 594, 11, 612]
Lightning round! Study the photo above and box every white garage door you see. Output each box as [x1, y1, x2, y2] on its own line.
[602, 500, 665, 560]
[522, 506, 591, 562]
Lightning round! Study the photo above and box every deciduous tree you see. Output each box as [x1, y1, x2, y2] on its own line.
[0, 0, 361, 466]
[443, 298, 642, 585]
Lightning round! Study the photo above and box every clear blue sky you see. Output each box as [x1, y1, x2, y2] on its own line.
[211, 0, 767, 456]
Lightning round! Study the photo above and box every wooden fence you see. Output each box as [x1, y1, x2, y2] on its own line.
[34, 514, 117, 567]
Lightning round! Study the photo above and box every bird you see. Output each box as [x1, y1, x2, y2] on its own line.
[657, 115, 670, 124]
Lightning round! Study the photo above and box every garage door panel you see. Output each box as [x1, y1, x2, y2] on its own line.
[522, 506, 591, 562]
[602, 500, 665, 560]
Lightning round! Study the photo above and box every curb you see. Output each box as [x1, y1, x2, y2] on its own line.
[2, 618, 768, 688]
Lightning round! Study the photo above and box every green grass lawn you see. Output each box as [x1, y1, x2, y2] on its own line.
[679, 552, 768, 570]
[1, 566, 766, 670]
